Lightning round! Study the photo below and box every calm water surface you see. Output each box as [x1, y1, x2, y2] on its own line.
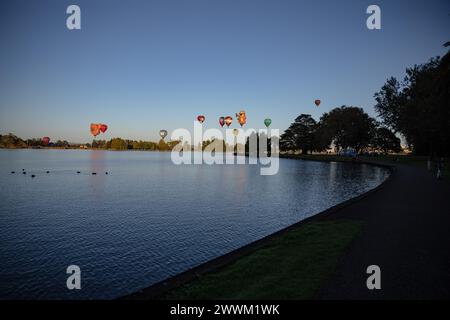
[0, 150, 389, 299]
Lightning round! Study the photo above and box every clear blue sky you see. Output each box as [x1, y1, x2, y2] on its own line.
[0, 0, 449, 143]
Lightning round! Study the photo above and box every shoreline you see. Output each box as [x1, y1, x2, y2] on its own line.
[122, 157, 394, 300]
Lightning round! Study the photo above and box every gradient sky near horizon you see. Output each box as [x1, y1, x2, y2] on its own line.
[0, 0, 449, 143]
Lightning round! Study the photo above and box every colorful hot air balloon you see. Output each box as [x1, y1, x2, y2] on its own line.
[264, 118, 272, 128]
[159, 129, 168, 139]
[197, 115, 205, 123]
[100, 124, 108, 133]
[42, 137, 50, 145]
[219, 117, 225, 127]
[90, 123, 101, 137]
[225, 116, 233, 127]
[236, 110, 247, 127]
[315, 100, 321, 107]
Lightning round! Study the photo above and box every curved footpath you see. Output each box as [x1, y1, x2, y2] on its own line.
[318, 163, 450, 299]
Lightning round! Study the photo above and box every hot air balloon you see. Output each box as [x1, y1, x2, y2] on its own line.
[315, 100, 321, 107]
[236, 110, 247, 127]
[100, 124, 108, 133]
[159, 129, 168, 139]
[42, 137, 50, 145]
[232, 129, 239, 136]
[90, 124, 101, 137]
[219, 117, 225, 127]
[225, 116, 233, 127]
[197, 115, 205, 124]
[264, 118, 272, 128]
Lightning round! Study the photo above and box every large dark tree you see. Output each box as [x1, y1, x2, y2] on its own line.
[374, 51, 450, 156]
[372, 127, 402, 154]
[319, 106, 376, 153]
[280, 114, 317, 154]
[373, 77, 403, 132]
[312, 122, 333, 152]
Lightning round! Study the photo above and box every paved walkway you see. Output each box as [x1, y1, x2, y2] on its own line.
[319, 164, 450, 299]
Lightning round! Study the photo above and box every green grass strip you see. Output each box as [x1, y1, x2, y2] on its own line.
[161, 220, 362, 300]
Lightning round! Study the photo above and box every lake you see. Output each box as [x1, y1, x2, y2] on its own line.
[0, 150, 389, 299]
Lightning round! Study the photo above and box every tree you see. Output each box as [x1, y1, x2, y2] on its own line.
[110, 138, 127, 150]
[372, 127, 401, 154]
[26, 138, 42, 147]
[373, 77, 403, 132]
[158, 139, 169, 151]
[374, 51, 450, 156]
[132, 141, 141, 150]
[54, 140, 70, 148]
[92, 140, 107, 149]
[319, 106, 375, 153]
[167, 140, 181, 150]
[0, 133, 27, 148]
[280, 114, 317, 154]
[312, 122, 333, 152]
[245, 131, 272, 156]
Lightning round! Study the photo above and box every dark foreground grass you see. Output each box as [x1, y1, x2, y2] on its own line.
[161, 220, 362, 300]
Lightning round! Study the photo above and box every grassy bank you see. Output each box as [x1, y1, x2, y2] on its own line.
[160, 220, 362, 300]
[282, 154, 449, 179]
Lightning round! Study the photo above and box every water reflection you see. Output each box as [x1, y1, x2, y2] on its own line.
[89, 150, 106, 195]
[328, 161, 338, 188]
[0, 150, 389, 299]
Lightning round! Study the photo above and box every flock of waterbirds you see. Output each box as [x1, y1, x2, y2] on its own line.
[10, 169, 109, 178]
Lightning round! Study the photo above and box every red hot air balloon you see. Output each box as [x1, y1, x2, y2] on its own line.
[197, 115, 205, 123]
[225, 116, 233, 127]
[315, 100, 321, 107]
[42, 137, 50, 145]
[219, 117, 225, 127]
[100, 124, 108, 133]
